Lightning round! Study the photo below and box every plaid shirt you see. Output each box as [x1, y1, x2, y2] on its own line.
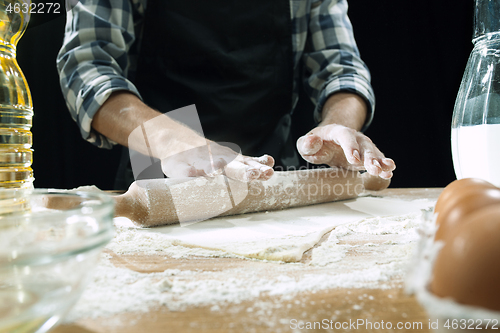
[57, 0, 375, 149]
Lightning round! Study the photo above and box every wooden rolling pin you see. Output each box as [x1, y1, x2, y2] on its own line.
[112, 168, 388, 227]
[43, 168, 389, 227]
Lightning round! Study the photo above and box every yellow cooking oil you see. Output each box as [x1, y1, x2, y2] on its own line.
[0, 317, 50, 333]
[0, 0, 34, 190]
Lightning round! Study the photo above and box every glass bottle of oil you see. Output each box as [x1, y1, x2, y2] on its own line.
[0, 0, 33, 189]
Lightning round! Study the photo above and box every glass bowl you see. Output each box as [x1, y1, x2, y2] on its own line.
[0, 189, 114, 333]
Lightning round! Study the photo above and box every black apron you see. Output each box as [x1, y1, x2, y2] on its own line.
[115, 0, 299, 189]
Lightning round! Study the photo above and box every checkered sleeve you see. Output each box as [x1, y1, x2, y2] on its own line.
[56, 0, 142, 148]
[303, 0, 375, 131]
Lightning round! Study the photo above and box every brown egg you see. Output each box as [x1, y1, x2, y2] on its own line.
[434, 186, 500, 241]
[430, 205, 500, 311]
[434, 178, 496, 217]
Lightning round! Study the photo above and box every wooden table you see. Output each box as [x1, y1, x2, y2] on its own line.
[54, 188, 443, 333]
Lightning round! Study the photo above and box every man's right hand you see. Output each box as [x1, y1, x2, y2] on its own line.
[160, 141, 275, 181]
[93, 91, 275, 183]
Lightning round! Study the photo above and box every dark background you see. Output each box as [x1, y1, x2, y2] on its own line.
[17, 1, 473, 189]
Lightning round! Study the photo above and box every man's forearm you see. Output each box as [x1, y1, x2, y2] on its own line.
[319, 92, 368, 131]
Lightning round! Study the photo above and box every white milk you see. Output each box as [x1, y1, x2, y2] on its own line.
[451, 123, 500, 187]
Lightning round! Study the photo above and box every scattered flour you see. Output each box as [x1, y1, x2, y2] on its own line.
[107, 225, 241, 258]
[310, 212, 422, 268]
[66, 209, 430, 323]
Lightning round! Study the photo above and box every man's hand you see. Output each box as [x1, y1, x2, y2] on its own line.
[161, 141, 275, 181]
[296, 92, 395, 179]
[94, 91, 275, 183]
[297, 124, 395, 179]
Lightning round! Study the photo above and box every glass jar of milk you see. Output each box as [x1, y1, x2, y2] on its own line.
[451, 0, 500, 187]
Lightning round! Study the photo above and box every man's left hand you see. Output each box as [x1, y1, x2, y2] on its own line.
[296, 123, 395, 179]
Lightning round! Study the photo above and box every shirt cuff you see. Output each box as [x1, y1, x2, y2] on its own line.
[76, 76, 142, 149]
[313, 74, 375, 132]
